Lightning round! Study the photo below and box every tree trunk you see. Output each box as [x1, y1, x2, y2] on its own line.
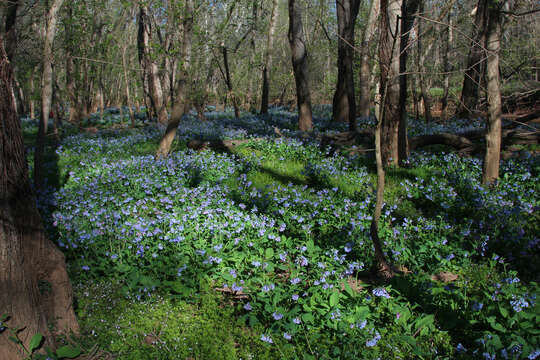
[138, 5, 168, 125]
[122, 44, 135, 127]
[457, 0, 488, 118]
[0, 31, 78, 360]
[441, 15, 452, 121]
[35, 0, 64, 191]
[260, 0, 279, 115]
[416, 5, 433, 123]
[371, 79, 395, 279]
[398, 0, 421, 164]
[379, 0, 401, 166]
[482, 1, 503, 185]
[288, 0, 313, 132]
[332, 0, 360, 132]
[358, 0, 380, 118]
[156, 0, 194, 158]
[222, 45, 240, 119]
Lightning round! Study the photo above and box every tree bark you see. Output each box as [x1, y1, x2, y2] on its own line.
[332, 0, 360, 132]
[35, 0, 64, 191]
[222, 45, 240, 119]
[457, 0, 488, 118]
[0, 31, 78, 360]
[138, 4, 168, 125]
[482, 1, 503, 185]
[288, 0, 313, 132]
[358, 0, 380, 118]
[398, 0, 421, 165]
[379, 0, 402, 166]
[371, 78, 395, 279]
[156, 0, 194, 158]
[122, 43, 135, 127]
[260, 0, 279, 115]
[441, 15, 453, 121]
[416, 4, 433, 123]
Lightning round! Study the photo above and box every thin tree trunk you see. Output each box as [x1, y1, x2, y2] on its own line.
[416, 5, 433, 123]
[371, 79, 395, 278]
[441, 15, 452, 121]
[0, 29, 78, 360]
[122, 44, 135, 127]
[29, 68, 36, 119]
[358, 0, 380, 118]
[260, 0, 279, 115]
[482, 1, 503, 185]
[457, 0, 488, 118]
[379, 0, 401, 166]
[332, 0, 360, 132]
[156, 0, 194, 158]
[35, 0, 64, 190]
[288, 0, 313, 132]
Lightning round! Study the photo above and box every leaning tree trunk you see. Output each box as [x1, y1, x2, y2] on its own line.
[0, 32, 79, 360]
[332, 0, 360, 132]
[482, 1, 503, 185]
[34, 0, 64, 191]
[371, 80, 396, 279]
[357, 0, 380, 118]
[260, 0, 279, 115]
[457, 0, 488, 118]
[156, 0, 194, 158]
[288, 0, 313, 132]
[379, 0, 401, 166]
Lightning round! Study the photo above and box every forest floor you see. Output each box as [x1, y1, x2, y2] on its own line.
[23, 106, 539, 359]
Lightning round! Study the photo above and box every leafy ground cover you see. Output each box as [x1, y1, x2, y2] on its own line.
[25, 109, 539, 359]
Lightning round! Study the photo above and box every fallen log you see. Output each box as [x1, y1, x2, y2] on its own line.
[409, 133, 477, 154]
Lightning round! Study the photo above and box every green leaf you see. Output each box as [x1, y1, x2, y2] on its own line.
[302, 313, 314, 324]
[265, 248, 274, 259]
[343, 282, 354, 298]
[499, 306, 509, 318]
[414, 314, 434, 331]
[55, 345, 81, 359]
[487, 316, 506, 332]
[329, 292, 340, 307]
[29, 333, 43, 352]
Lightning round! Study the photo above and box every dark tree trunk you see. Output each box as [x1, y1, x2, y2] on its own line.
[156, 0, 194, 158]
[222, 45, 240, 119]
[379, 0, 401, 166]
[332, 0, 360, 131]
[398, 0, 420, 165]
[457, 0, 488, 118]
[441, 15, 452, 121]
[0, 31, 78, 360]
[288, 0, 313, 132]
[260, 0, 279, 115]
[416, 3, 433, 123]
[482, 1, 503, 185]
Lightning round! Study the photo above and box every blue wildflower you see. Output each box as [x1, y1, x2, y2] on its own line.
[366, 332, 381, 347]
